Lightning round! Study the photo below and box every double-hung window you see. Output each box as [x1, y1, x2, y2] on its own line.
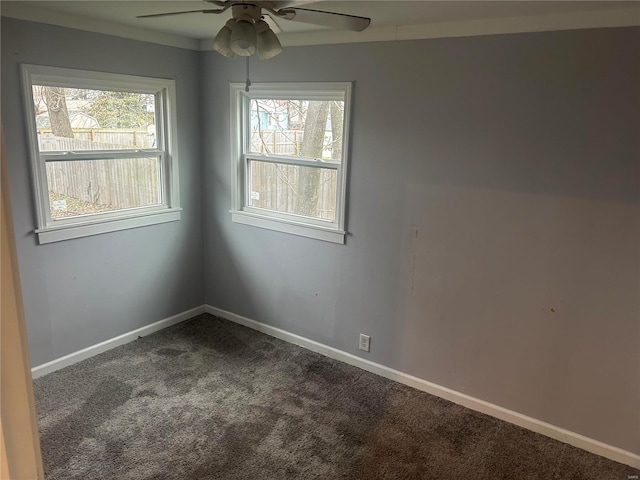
[21, 65, 180, 244]
[230, 83, 352, 244]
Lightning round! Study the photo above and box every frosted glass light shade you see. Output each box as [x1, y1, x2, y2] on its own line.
[212, 20, 236, 58]
[256, 24, 282, 60]
[230, 20, 257, 57]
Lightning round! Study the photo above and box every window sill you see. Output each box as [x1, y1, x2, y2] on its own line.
[231, 210, 345, 244]
[35, 208, 181, 244]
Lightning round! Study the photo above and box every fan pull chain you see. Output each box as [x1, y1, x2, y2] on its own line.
[245, 56, 252, 93]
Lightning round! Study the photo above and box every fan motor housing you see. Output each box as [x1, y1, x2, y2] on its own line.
[231, 4, 262, 23]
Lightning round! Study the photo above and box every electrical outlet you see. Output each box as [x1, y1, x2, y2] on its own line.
[359, 334, 370, 352]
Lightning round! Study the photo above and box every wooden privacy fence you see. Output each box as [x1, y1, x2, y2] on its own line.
[249, 129, 338, 221]
[42, 129, 337, 219]
[38, 128, 153, 151]
[251, 130, 304, 155]
[40, 130, 158, 212]
[46, 158, 160, 211]
[250, 162, 337, 221]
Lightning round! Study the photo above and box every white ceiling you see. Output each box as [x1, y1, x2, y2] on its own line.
[2, 1, 639, 50]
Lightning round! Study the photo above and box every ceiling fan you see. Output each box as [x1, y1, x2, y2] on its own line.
[137, 1, 371, 60]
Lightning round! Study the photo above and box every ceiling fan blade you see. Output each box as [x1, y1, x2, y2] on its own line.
[137, 9, 225, 19]
[270, 1, 313, 8]
[263, 13, 283, 34]
[205, 0, 311, 8]
[284, 8, 371, 32]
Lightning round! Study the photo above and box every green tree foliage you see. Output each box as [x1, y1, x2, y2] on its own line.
[84, 92, 154, 129]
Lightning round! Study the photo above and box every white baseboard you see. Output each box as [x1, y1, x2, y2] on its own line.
[30, 303, 638, 468]
[31, 305, 206, 379]
[204, 304, 640, 469]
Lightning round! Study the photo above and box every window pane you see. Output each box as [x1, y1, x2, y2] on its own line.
[32, 86, 156, 152]
[46, 157, 161, 219]
[249, 160, 337, 222]
[249, 99, 344, 161]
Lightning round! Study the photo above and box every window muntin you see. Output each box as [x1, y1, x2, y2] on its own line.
[22, 65, 180, 244]
[231, 83, 351, 243]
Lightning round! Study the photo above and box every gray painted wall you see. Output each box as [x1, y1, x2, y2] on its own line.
[202, 28, 640, 453]
[1, 18, 204, 367]
[2, 16, 638, 455]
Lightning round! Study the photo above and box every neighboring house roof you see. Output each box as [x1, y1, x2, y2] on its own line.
[36, 110, 100, 129]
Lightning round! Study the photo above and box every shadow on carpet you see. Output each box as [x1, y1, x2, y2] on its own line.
[33, 314, 638, 480]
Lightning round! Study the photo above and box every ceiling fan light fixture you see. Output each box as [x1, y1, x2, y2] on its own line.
[140, 3, 371, 59]
[212, 19, 236, 58]
[230, 16, 257, 57]
[255, 19, 282, 60]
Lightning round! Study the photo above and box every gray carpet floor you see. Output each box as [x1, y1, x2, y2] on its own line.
[34, 314, 638, 480]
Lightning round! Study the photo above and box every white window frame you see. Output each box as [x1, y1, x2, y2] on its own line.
[230, 82, 352, 244]
[21, 65, 181, 244]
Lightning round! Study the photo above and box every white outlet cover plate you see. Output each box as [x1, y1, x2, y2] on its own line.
[359, 334, 370, 352]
